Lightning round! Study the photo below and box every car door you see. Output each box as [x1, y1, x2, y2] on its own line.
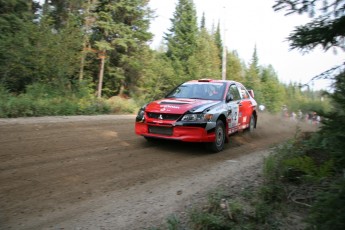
[225, 84, 241, 134]
[237, 83, 253, 129]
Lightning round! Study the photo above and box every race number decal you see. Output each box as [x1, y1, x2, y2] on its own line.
[227, 104, 239, 129]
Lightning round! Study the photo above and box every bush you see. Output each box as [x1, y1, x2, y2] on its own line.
[307, 178, 345, 230]
[106, 96, 138, 114]
[0, 83, 139, 117]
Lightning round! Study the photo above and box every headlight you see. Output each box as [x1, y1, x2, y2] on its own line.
[136, 104, 147, 122]
[181, 113, 213, 122]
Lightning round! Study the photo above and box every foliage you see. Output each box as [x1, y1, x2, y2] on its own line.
[136, 50, 176, 103]
[214, 22, 223, 66]
[0, 0, 331, 117]
[165, 0, 198, 78]
[166, 214, 181, 230]
[88, 0, 153, 97]
[283, 156, 334, 182]
[0, 83, 139, 118]
[307, 178, 345, 230]
[273, 1, 345, 228]
[226, 51, 245, 82]
[189, 210, 231, 230]
[106, 96, 138, 114]
[274, 0, 345, 52]
[188, 27, 221, 79]
[274, 0, 345, 166]
[245, 46, 264, 104]
[316, 71, 345, 167]
[260, 65, 286, 113]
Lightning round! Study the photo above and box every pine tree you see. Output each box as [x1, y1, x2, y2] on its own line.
[226, 51, 244, 82]
[90, 0, 153, 97]
[274, 0, 345, 165]
[214, 21, 223, 69]
[165, 0, 198, 79]
[260, 65, 285, 112]
[200, 12, 206, 29]
[188, 27, 221, 79]
[138, 50, 176, 101]
[47, 0, 84, 29]
[245, 45, 262, 103]
[274, 0, 345, 52]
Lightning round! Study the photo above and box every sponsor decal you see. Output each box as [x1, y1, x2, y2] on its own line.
[160, 105, 180, 109]
[160, 104, 180, 112]
[243, 116, 247, 123]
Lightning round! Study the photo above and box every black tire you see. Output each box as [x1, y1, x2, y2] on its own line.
[208, 120, 225, 153]
[247, 114, 255, 132]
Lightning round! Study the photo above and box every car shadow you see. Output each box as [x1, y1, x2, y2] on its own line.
[140, 138, 213, 155]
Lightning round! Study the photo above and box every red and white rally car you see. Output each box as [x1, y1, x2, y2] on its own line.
[135, 79, 258, 152]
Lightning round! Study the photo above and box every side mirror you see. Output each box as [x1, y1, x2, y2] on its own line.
[248, 90, 255, 98]
[226, 93, 233, 102]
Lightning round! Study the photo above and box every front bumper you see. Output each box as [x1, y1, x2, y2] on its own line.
[135, 122, 216, 142]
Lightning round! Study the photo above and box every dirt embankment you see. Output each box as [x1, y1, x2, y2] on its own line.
[0, 113, 316, 230]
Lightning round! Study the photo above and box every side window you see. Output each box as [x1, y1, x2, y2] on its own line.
[228, 84, 241, 101]
[239, 85, 250, 99]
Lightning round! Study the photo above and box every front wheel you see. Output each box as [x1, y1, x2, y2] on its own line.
[208, 120, 225, 153]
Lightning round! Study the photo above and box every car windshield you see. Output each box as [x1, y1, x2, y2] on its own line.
[166, 82, 226, 100]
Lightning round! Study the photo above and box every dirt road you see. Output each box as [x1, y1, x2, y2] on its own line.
[0, 113, 315, 230]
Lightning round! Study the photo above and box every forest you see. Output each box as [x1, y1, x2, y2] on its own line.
[0, 0, 329, 118]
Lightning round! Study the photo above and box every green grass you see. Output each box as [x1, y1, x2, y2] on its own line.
[0, 84, 139, 118]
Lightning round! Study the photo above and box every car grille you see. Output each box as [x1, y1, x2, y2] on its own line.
[148, 126, 173, 136]
[147, 113, 181, 121]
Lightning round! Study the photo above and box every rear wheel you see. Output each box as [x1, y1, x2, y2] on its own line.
[208, 120, 225, 153]
[247, 114, 255, 132]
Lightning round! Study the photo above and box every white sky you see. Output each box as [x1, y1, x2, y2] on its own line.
[148, 0, 344, 90]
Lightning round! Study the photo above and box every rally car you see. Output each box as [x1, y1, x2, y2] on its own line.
[135, 79, 257, 152]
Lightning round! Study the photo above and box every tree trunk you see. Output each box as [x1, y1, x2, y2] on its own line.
[97, 50, 106, 98]
[79, 43, 86, 82]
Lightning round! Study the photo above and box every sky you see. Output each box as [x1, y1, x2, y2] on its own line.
[148, 0, 344, 90]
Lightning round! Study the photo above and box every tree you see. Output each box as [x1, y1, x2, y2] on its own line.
[214, 21, 223, 70]
[0, 1, 82, 93]
[188, 27, 221, 79]
[165, 0, 198, 79]
[0, 0, 34, 91]
[226, 50, 245, 82]
[200, 12, 206, 29]
[260, 65, 285, 113]
[138, 50, 176, 101]
[274, 0, 345, 164]
[274, 1, 345, 227]
[90, 0, 153, 98]
[245, 45, 263, 103]
[47, 0, 84, 28]
[274, 0, 345, 52]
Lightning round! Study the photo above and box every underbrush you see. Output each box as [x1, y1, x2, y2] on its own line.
[152, 131, 345, 230]
[0, 84, 138, 117]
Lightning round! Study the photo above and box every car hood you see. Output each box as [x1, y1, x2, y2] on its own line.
[145, 98, 221, 114]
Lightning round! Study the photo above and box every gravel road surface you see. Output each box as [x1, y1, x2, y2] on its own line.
[0, 113, 315, 229]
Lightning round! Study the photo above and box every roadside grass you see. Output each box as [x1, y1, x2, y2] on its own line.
[151, 130, 345, 230]
[0, 84, 139, 118]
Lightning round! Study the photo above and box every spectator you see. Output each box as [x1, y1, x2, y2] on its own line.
[297, 110, 303, 121]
